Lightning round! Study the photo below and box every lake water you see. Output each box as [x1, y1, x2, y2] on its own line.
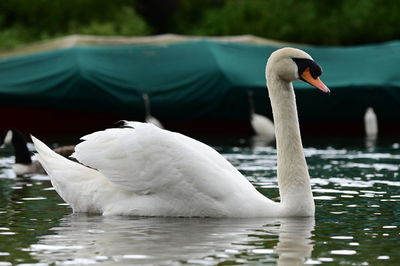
[0, 136, 399, 265]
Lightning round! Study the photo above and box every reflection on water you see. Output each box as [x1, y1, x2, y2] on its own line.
[0, 137, 400, 265]
[29, 216, 314, 265]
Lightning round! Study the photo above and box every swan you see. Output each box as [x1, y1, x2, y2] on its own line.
[0, 128, 75, 175]
[364, 107, 378, 139]
[142, 93, 163, 128]
[32, 47, 330, 217]
[248, 90, 275, 140]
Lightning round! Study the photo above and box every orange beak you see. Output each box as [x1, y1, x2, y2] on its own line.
[301, 67, 330, 94]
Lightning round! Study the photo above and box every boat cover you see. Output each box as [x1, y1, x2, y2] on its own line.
[0, 39, 399, 125]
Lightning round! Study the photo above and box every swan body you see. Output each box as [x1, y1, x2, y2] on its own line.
[0, 128, 74, 175]
[248, 91, 275, 139]
[33, 124, 278, 217]
[251, 113, 275, 138]
[364, 107, 378, 138]
[32, 47, 330, 217]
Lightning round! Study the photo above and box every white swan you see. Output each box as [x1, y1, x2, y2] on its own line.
[364, 107, 378, 139]
[32, 47, 329, 217]
[142, 93, 163, 128]
[248, 90, 275, 140]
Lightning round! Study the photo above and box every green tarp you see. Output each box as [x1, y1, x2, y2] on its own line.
[0, 39, 399, 124]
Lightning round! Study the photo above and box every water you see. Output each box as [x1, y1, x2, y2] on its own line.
[0, 137, 399, 265]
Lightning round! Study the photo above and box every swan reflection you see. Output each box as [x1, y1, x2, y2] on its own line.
[29, 215, 314, 265]
[250, 135, 276, 147]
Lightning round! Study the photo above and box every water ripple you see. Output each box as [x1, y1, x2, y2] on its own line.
[0, 138, 400, 265]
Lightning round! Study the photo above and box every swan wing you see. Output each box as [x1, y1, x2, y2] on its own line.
[32, 136, 111, 213]
[72, 122, 256, 199]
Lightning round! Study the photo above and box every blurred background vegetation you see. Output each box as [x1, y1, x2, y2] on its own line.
[1, 0, 400, 50]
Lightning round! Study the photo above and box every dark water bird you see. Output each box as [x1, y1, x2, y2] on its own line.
[32, 47, 329, 217]
[1, 129, 74, 175]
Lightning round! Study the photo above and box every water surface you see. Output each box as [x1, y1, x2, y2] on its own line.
[0, 137, 399, 265]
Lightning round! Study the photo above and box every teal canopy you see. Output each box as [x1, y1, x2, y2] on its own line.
[0, 39, 399, 133]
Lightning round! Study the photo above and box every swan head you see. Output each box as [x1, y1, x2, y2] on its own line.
[266, 47, 330, 93]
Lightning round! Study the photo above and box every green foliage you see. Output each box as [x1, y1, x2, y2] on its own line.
[180, 0, 400, 45]
[170, 0, 226, 33]
[0, 0, 150, 49]
[0, 24, 31, 48]
[0, 0, 400, 49]
[71, 7, 150, 36]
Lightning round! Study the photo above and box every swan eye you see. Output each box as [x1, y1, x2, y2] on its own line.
[292, 58, 323, 79]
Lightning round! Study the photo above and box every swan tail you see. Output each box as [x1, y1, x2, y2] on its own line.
[31, 136, 106, 213]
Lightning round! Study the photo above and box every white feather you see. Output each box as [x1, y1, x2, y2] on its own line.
[32, 124, 277, 217]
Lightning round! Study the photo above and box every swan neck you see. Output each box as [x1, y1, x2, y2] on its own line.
[142, 93, 152, 119]
[267, 73, 314, 215]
